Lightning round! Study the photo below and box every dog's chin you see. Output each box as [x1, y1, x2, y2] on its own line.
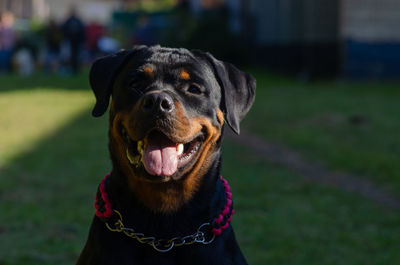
[121, 127, 205, 183]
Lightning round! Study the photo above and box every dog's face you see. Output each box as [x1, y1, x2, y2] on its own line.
[109, 49, 224, 183]
[90, 46, 255, 212]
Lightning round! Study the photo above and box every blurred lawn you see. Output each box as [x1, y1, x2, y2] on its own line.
[245, 72, 400, 193]
[0, 73, 399, 265]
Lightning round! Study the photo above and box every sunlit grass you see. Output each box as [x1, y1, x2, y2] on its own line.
[0, 89, 94, 167]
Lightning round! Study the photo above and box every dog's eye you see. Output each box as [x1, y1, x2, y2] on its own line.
[187, 85, 202, 95]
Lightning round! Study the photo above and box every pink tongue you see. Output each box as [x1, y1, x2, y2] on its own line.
[142, 134, 178, 176]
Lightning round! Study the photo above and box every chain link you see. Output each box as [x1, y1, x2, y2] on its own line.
[105, 210, 215, 253]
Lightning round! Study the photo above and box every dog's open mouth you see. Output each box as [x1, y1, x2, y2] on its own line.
[122, 128, 204, 180]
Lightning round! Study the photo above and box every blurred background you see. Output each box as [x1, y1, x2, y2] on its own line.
[0, 0, 399, 264]
[0, 0, 399, 78]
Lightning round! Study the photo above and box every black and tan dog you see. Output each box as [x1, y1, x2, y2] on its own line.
[77, 45, 255, 265]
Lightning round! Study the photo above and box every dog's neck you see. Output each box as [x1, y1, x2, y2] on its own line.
[104, 153, 226, 238]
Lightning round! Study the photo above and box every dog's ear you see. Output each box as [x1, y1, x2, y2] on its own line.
[193, 51, 256, 134]
[90, 47, 145, 117]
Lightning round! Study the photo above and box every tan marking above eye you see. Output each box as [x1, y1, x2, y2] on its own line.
[180, 70, 190, 80]
[143, 66, 153, 76]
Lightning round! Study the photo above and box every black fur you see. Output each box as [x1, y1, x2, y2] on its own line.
[77, 45, 255, 265]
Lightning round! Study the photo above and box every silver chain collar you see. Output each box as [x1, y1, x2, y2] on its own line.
[105, 210, 215, 252]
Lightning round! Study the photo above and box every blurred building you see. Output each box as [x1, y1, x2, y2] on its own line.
[238, 0, 340, 78]
[184, 0, 341, 77]
[0, 0, 48, 19]
[341, 0, 400, 78]
[222, 0, 400, 78]
[0, 0, 120, 23]
[1, 0, 398, 78]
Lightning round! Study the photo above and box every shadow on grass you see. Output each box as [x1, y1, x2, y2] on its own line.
[0, 108, 110, 265]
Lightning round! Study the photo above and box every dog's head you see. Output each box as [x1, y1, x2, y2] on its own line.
[90, 45, 255, 212]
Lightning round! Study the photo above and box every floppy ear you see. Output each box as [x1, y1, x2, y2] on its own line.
[193, 51, 256, 134]
[90, 49, 140, 117]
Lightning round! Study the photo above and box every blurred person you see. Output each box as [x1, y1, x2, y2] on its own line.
[43, 18, 62, 73]
[86, 21, 104, 61]
[62, 6, 85, 74]
[0, 12, 16, 73]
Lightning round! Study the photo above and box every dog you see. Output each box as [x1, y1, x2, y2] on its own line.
[77, 45, 256, 265]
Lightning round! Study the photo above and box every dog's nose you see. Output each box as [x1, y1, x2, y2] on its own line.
[142, 93, 174, 115]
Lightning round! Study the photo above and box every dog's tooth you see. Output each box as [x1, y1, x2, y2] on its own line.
[177, 143, 184, 156]
[126, 148, 135, 164]
[126, 148, 141, 167]
[137, 141, 144, 155]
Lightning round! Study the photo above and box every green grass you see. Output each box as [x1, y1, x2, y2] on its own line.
[0, 89, 93, 167]
[0, 73, 399, 264]
[224, 141, 400, 265]
[245, 72, 400, 192]
[0, 77, 110, 264]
